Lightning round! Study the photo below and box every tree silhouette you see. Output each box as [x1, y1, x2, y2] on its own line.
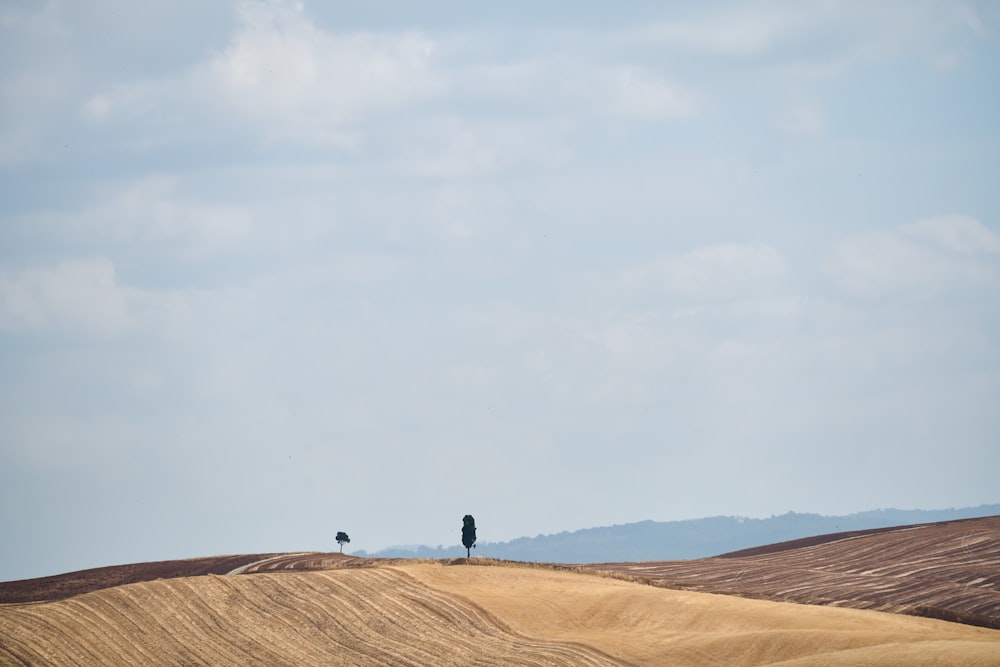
[336, 531, 350, 553]
[461, 515, 477, 558]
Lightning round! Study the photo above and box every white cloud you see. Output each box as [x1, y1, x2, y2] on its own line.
[269, 251, 406, 286]
[81, 4, 703, 158]
[425, 183, 512, 240]
[493, 59, 699, 121]
[2, 0, 991, 170]
[637, 10, 796, 56]
[392, 116, 569, 179]
[824, 215, 1000, 298]
[196, 0, 442, 142]
[0, 259, 143, 337]
[619, 242, 790, 301]
[0, 253, 208, 340]
[2, 1, 999, 579]
[900, 214, 1000, 255]
[68, 1, 441, 150]
[0, 62, 72, 164]
[82, 94, 112, 121]
[631, 2, 993, 87]
[777, 103, 825, 137]
[60, 177, 254, 257]
[592, 66, 699, 120]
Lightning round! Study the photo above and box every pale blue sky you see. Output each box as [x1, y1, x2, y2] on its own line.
[1, 1, 998, 581]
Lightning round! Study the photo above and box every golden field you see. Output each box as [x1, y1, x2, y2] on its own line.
[3, 517, 999, 665]
[2, 559, 999, 665]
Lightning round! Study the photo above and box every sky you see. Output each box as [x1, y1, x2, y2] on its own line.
[1, 1, 999, 582]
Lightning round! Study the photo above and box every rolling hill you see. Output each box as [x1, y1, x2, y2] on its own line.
[583, 515, 1000, 630]
[358, 505, 1000, 562]
[2, 516, 999, 665]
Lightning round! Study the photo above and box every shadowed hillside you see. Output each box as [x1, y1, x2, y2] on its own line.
[584, 515, 1000, 629]
[0, 554, 281, 604]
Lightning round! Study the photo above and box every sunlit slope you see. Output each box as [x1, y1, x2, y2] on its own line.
[0, 567, 618, 666]
[407, 563, 1000, 666]
[4, 563, 999, 666]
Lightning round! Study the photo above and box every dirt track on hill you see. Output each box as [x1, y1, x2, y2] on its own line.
[0, 554, 281, 604]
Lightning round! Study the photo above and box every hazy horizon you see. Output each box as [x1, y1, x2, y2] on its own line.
[2, 1, 998, 582]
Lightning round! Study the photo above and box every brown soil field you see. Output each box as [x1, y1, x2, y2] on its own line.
[2, 516, 998, 664]
[2, 562, 998, 666]
[0, 554, 282, 604]
[582, 515, 1000, 630]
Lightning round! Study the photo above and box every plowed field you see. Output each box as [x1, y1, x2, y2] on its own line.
[2, 562, 999, 666]
[0, 566, 621, 666]
[584, 515, 1000, 629]
[0, 554, 281, 604]
[3, 516, 1000, 665]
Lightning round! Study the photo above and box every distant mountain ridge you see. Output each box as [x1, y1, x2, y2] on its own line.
[353, 505, 1000, 563]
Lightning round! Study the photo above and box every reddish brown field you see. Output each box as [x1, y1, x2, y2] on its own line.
[2, 516, 998, 665]
[582, 515, 1000, 629]
[0, 554, 281, 604]
[3, 560, 999, 666]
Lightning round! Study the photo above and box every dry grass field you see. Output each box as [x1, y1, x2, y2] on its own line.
[2, 560, 999, 666]
[2, 517, 999, 665]
[406, 563, 1000, 666]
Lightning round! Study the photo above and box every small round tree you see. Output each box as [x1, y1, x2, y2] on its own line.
[461, 515, 477, 558]
[336, 531, 351, 553]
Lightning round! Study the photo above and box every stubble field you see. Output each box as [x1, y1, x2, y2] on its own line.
[2, 517, 999, 665]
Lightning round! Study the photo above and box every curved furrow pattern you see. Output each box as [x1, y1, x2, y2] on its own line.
[586, 516, 1000, 627]
[0, 567, 623, 666]
[0, 554, 283, 603]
